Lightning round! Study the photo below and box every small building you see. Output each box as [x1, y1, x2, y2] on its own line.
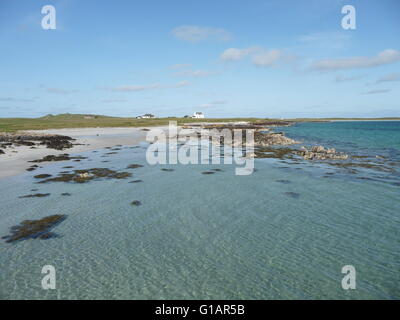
[136, 114, 155, 119]
[192, 112, 204, 119]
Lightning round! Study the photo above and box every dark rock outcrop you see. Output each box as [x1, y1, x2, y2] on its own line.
[2, 214, 66, 243]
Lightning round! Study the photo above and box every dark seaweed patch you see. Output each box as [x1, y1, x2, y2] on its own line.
[284, 192, 300, 199]
[19, 193, 50, 198]
[2, 214, 67, 243]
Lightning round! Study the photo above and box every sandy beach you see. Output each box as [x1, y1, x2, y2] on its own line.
[0, 127, 161, 179]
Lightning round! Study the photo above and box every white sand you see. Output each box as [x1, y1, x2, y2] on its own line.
[0, 127, 164, 179]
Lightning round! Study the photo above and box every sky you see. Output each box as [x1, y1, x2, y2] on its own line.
[0, 0, 399, 118]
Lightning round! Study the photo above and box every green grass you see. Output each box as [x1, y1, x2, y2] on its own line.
[0, 113, 266, 132]
[0, 113, 399, 132]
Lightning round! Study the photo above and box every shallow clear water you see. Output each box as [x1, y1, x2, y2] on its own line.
[0, 122, 399, 299]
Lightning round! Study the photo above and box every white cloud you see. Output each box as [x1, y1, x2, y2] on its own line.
[171, 25, 232, 42]
[311, 49, 400, 72]
[252, 49, 284, 67]
[335, 75, 365, 82]
[221, 46, 293, 68]
[105, 81, 190, 92]
[365, 89, 391, 95]
[220, 47, 260, 61]
[376, 73, 400, 83]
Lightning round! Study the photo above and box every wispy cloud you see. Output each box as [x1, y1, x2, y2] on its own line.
[173, 69, 218, 78]
[46, 88, 77, 94]
[220, 47, 260, 61]
[335, 75, 365, 82]
[102, 99, 128, 103]
[376, 73, 400, 83]
[297, 31, 351, 49]
[311, 49, 400, 72]
[103, 81, 190, 92]
[170, 63, 192, 70]
[171, 25, 232, 42]
[0, 97, 35, 102]
[197, 100, 227, 108]
[220, 46, 294, 67]
[364, 89, 391, 95]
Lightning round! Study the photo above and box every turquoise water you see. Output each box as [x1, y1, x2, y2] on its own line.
[0, 122, 399, 299]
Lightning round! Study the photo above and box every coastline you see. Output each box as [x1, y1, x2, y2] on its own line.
[0, 127, 161, 179]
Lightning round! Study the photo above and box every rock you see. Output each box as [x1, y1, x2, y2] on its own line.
[29, 154, 87, 163]
[284, 192, 300, 199]
[276, 179, 291, 184]
[0, 149, 4, 155]
[202, 171, 215, 175]
[34, 174, 52, 179]
[61, 193, 71, 196]
[127, 164, 144, 169]
[254, 132, 298, 147]
[131, 200, 142, 206]
[37, 168, 132, 184]
[19, 193, 50, 198]
[129, 180, 143, 183]
[0, 133, 74, 150]
[2, 214, 66, 243]
[161, 168, 174, 172]
[295, 146, 349, 161]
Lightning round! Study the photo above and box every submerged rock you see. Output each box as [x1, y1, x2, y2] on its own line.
[19, 193, 50, 198]
[202, 171, 215, 175]
[161, 168, 174, 172]
[129, 180, 143, 183]
[61, 193, 71, 196]
[131, 200, 142, 206]
[127, 164, 144, 169]
[295, 146, 349, 161]
[36, 168, 132, 184]
[284, 192, 300, 199]
[34, 174, 52, 179]
[276, 179, 291, 184]
[29, 154, 87, 163]
[2, 214, 67, 243]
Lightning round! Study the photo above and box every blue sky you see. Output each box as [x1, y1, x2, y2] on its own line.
[0, 0, 399, 118]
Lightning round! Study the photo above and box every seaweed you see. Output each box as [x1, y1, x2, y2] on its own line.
[2, 214, 67, 243]
[19, 193, 50, 198]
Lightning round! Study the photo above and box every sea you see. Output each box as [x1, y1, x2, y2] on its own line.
[0, 121, 399, 299]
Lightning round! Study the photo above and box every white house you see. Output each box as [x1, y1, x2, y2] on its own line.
[136, 114, 155, 119]
[192, 112, 204, 119]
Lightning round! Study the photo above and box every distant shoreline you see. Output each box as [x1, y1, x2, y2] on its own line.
[1, 114, 399, 133]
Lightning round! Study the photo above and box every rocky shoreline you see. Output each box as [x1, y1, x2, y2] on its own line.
[0, 132, 75, 154]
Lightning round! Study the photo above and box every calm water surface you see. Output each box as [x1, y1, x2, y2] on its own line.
[0, 122, 399, 299]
